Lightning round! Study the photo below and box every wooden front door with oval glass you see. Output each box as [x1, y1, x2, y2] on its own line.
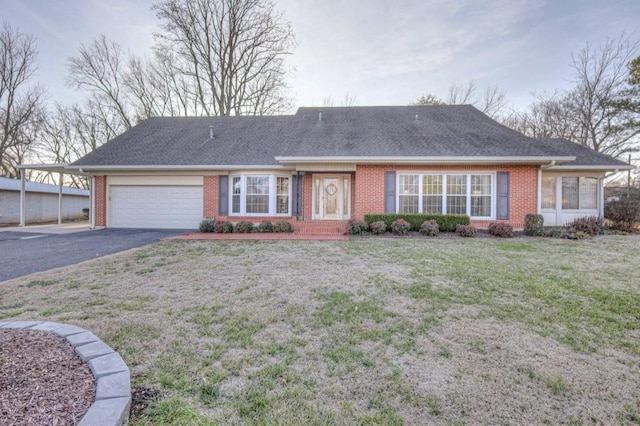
[313, 175, 351, 220]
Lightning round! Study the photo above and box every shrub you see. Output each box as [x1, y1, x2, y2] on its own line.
[273, 221, 293, 233]
[605, 199, 640, 231]
[369, 220, 387, 234]
[199, 218, 216, 233]
[524, 214, 544, 236]
[488, 222, 514, 238]
[391, 218, 411, 235]
[565, 216, 603, 237]
[347, 219, 369, 235]
[258, 221, 274, 233]
[215, 221, 234, 233]
[456, 224, 477, 237]
[235, 221, 254, 233]
[364, 214, 469, 232]
[541, 226, 564, 238]
[419, 220, 439, 236]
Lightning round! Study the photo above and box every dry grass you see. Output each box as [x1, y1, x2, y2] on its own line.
[1, 235, 640, 425]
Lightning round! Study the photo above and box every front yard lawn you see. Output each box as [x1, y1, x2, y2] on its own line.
[1, 236, 639, 425]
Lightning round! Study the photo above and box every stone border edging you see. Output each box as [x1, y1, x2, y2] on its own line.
[0, 320, 131, 426]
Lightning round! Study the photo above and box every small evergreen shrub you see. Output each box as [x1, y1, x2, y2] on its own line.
[347, 219, 369, 235]
[369, 220, 387, 234]
[199, 218, 216, 233]
[258, 221, 274, 233]
[565, 216, 603, 237]
[524, 214, 544, 236]
[391, 218, 411, 235]
[273, 221, 293, 233]
[216, 221, 234, 233]
[419, 220, 439, 236]
[541, 226, 564, 238]
[488, 222, 514, 238]
[364, 214, 469, 232]
[456, 224, 477, 237]
[605, 200, 640, 231]
[235, 221, 254, 233]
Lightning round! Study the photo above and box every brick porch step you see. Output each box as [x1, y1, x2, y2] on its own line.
[292, 221, 348, 236]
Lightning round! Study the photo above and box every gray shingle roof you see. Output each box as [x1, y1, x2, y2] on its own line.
[537, 138, 630, 167]
[72, 106, 624, 168]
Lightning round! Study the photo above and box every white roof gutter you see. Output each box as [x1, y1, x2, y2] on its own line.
[64, 164, 295, 173]
[544, 164, 635, 171]
[275, 156, 577, 165]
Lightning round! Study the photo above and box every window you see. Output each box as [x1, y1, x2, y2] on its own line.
[446, 175, 467, 215]
[559, 177, 598, 210]
[399, 175, 419, 213]
[542, 176, 556, 209]
[471, 175, 491, 217]
[230, 174, 291, 215]
[423, 175, 442, 213]
[397, 173, 493, 218]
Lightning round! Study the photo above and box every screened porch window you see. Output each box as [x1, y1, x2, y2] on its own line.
[562, 177, 598, 210]
[542, 176, 556, 209]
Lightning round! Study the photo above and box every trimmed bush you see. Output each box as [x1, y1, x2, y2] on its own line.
[419, 220, 439, 236]
[216, 221, 234, 233]
[347, 219, 369, 235]
[199, 218, 216, 233]
[488, 222, 514, 238]
[364, 213, 469, 232]
[605, 199, 640, 231]
[456, 224, 477, 237]
[369, 220, 387, 234]
[524, 214, 544, 236]
[235, 221, 254, 233]
[258, 221, 274, 233]
[391, 218, 411, 235]
[273, 221, 293, 233]
[565, 216, 603, 237]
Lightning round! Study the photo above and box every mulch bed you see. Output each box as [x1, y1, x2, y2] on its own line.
[0, 328, 96, 425]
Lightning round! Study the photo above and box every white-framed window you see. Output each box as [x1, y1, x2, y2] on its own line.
[230, 173, 291, 215]
[562, 177, 598, 210]
[397, 173, 494, 218]
[542, 176, 556, 209]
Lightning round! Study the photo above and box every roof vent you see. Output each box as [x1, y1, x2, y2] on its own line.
[209, 125, 214, 139]
[318, 111, 323, 122]
[414, 113, 419, 121]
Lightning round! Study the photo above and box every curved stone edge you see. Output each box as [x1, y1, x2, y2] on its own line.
[0, 320, 131, 426]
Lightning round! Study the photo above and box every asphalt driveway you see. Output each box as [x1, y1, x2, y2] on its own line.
[0, 228, 187, 282]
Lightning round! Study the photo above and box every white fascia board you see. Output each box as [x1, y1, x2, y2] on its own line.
[18, 163, 93, 177]
[545, 164, 635, 171]
[66, 164, 294, 173]
[275, 156, 577, 165]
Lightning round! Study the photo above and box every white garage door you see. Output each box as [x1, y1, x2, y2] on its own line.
[109, 185, 203, 229]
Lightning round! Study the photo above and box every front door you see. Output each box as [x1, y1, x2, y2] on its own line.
[313, 175, 351, 220]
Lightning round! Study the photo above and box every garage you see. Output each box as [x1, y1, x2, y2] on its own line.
[108, 178, 203, 229]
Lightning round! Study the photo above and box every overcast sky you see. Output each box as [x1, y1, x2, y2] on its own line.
[4, 0, 640, 112]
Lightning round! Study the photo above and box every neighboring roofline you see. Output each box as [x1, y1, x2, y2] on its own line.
[275, 156, 577, 165]
[66, 164, 295, 172]
[545, 164, 635, 171]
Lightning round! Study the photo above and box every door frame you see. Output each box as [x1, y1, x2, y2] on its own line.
[311, 174, 351, 220]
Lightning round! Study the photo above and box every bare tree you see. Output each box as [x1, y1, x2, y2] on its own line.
[152, 0, 295, 116]
[0, 22, 45, 177]
[412, 94, 445, 106]
[66, 35, 133, 131]
[566, 35, 640, 157]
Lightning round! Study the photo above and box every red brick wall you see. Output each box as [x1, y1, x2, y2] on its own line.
[352, 165, 538, 228]
[94, 176, 107, 227]
[203, 175, 218, 218]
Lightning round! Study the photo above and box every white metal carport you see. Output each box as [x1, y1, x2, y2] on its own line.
[17, 163, 94, 228]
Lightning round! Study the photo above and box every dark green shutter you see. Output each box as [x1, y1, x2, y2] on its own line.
[219, 175, 229, 216]
[385, 171, 396, 214]
[496, 172, 509, 220]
